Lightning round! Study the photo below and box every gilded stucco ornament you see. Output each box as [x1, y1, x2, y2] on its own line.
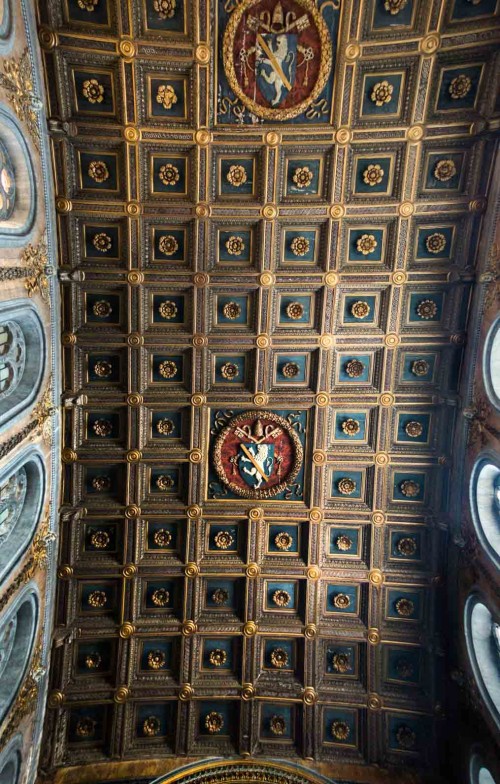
[290, 236, 310, 256]
[156, 84, 178, 109]
[384, 0, 408, 13]
[22, 234, 50, 303]
[0, 49, 41, 150]
[395, 597, 414, 617]
[332, 652, 350, 672]
[275, 531, 293, 550]
[282, 362, 300, 378]
[151, 588, 170, 606]
[416, 299, 438, 320]
[93, 232, 112, 252]
[351, 300, 370, 319]
[209, 648, 227, 667]
[157, 418, 175, 435]
[90, 530, 110, 548]
[92, 418, 112, 437]
[82, 79, 104, 104]
[94, 360, 112, 378]
[270, 647, 289, 667]
[212, 587, 230, 605]
[270, 715, 287, 735]
[400, 479, 420, 497]
[159, 235, 179, 255]
[341, 418, 360, 436]
[205, 711, 224, 733]
[434, 159, 456, 182]
[76, 717, 96, 738]
[225, 235, 245, 255]
[214, 530, 234, 549]
[143, 716, 161, 737]
[213, 411, 303, 499]
[91, 475, 111, 492]
[292, 166, 313, 188]
[78, 0, 98, 9]
[405, 420, 423, 438]
[226, 164, 247, 187]
[286, 301, 305, 319]
[333, 592, 351, 609]
[156, 474, 174, 490]
[345, 359, 364, 378]
[159, 360, 178, 379]
[449, 74, 472, 99]
[88, 590, 107, 608]
[331, 720, 350, 740]
[356, 234, 377, 255]
[154, 0, 176, 19]
[273, 589, 291, 607]
[337, 477, 356, 495]
[223, 301, 242, 319]
[371, 80, 393, 106]
[148, 650, 166, 669]
[396, 725, 416, 749]
[411, 358, 430, 377]
[222, 0, 332, 121]
[84, 652, 101, 669]
[426, 232, 446, 254]
[88, 160, 109, 183]
[336, 534, 353, 551]
[221, 361, 239, 380]
[363, 163, 384, 186]
[159, 163, 180, 186]
[93, 300, 112, 318]
[158, 300, 178, 320]
[154, 528, 172, 547]
[397, 537, 417, 556]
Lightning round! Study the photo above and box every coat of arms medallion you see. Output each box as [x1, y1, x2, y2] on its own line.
[212, 410, 304, 499]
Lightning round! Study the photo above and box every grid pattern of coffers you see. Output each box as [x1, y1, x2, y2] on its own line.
[37, 0, 499, 774]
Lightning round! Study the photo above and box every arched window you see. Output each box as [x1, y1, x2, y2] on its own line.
[0, 301, 45, 432]
[0, 585, 38, 724]
[470, 752, 498, 784]
[0, 139, 15, 220]
[483, 318, 500, 411]
[470, 455, 500, 569]
[0, 448, 45, 586]
[0, 107, 35, 242]
[465, 595, 500, 729]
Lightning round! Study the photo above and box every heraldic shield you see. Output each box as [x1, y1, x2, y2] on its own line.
[239, 442, 275, 489]
[255, 32, 298, 107]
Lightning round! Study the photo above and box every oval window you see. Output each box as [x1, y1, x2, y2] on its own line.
[470, 457, 500, 569]
[470, 752, 498, 784]
[0, 587, 38, 724]
[483, 318, 500, 411]
[0, 139, 15, 220]
[465, 596, 500, 729]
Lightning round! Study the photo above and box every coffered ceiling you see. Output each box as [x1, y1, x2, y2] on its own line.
[36, 0, 499, 779]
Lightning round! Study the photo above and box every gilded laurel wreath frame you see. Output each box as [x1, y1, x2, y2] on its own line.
[222, 0, 333, 121]
[213, 410, 304, 499]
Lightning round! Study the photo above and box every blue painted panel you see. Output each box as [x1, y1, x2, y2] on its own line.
[390, 531, 422, 560]
[275, 354, 308, 383]
[218, 230, 252, 263]
[343, 296, 376, 324]
[283, 230, 317, 262]
[152, 156, 187, 194]
[401, 352, 436, 382]
[202, 638, 234, 670]
[385, 645, 421, 685]
[145, 580, 175, 609]
[387, 588, 422, 620]
[219, 158, 254, 195]
[362, 73, 403, 116]
[152, 355, 184, 383]
[323, 707, 358, 746]
[355, 156, 391, 194]
[325, 643, 357, 676]
[452, 0, 497, 19]
[207, 524, 239, 552]
[286, 158, 321, 196]
[150, 78, 187, 118]
[373, 0, 413, 27]
[136, 702, 174, 738]
[348, 228, 384, 262]
[268, 524, 299, 554]
[279, 295, 312, 324]
[147, 521, 179, 551]
[437, 65, 482, 110]
[396, 413, 430, 443]
[198, 700, 236, 736]
[85, 224, 120, 259]
[205, 579, 238, 609]
[334, 412, 367, 441]
[140, 639, 174, 671]
[74, 71, 115, 115]
[151, 410, 183, 439]
[146, 0, 185, 30]
[217, 295, 249, 325]
[329, 527, 360, 556]
[425, 152, 464, 190]
[80, 152, 118, 191]
[69, 706, 107, 743]
[152, 295, 185, 324]
[261, 702, 294, 739]
[86, 293, 121, 324]
[67, 0, 109, 25]
[263, 638, 295, 670]
[416, 226, 453, 259]
[408, 292, 443, 322]
[76, 640, 113, 674]
[331, 470, 363, 499]
[265, 580, 297, 610]
[387, 713, 425, 752]
[150, 466, 180, 495]
[326, 583, 359, 614]
[338, 355, 371, 382]
[393, 471, 425, 502]
[153, 228, 186, 261]
[214, 354, 247, 383]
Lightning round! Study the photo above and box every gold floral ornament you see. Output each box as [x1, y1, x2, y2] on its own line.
[397, 537, 418, 556]
[92, 232, 112, 253]
[371, 80, 394, 106]
[151, 588, 170, 607]
[363, 163, 384, 187]
[270, 647, 289, 668]
[82, 78, 104, 104]
[384, 0, 408, 12]
[75, 717, 96, 738]
[92, 418, 113, 437]
[332, 652, 350, 673]
[88, 160, 109, 184]
[88, 590, 107, 608]
[84, 652, 102, 669]
[395, 597, 415, 617]
[147, 650, 166, 669]
[333, 592, 351, 609]
[214, 530, 234, 549]
[416, 299, 438, 320]
[205, 711, 224, 734]
[156, 418, 175, 435]
[351, 301, 371, 319]
[156, 84, 178, 110]
[159, 360, 178, 379]
[270, 715, 287, 735]
[78, 0, 98, 9]
[405, 420, 423, 438]
[425, 232, 446, 254]
[225, 235, 245, 256]
[0, 49, 40, 151]
[94, 360, 113, 378]
[336, 534, 353, 552]
[90, 530, 110, 549]
[159, 235, 179, 256]
[92, 300, 112, 318]
[158, 300, 178, 320]
[22, 235, 50, 303]
[290, 236, 310, 256]
[209, 648, 227, 667]
[212, 587, 229, 605]
[396, 725, 416, 749]
[272, 589, 291, 608]
[91, 475, 111, 492]
[400, 479, 420, 497]
[143, 716, 161, 737]
[275, 531, 293, 551]
[159, 163, 180, 186]
[331, 720, 350, 741]
[434, 159, 456, 182]
[153, 0, 176, 19]
[286, 301, 305, 320]
[292, 166, 313, 189]
[356, 234, 377, 255]
[338, 477, 356, 495]
[449, 74, 472, 100]
[220, 362, 239, 380]
[156, 474, 175, 491]
[345, 359, 365, 378]
[341, 418, 360, 437]
[153, 528, 172, 547]
[226, 164, 247, 187]
[411, 359, 430, 377]
[222, 301, 242, 320]
[282, 362, 300, 378]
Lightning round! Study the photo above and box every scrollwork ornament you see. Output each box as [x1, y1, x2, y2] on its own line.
[0, 49, 41, 150]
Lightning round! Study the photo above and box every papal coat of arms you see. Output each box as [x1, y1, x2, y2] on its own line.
[222, 0, 332, 121]
[213, 411, 303, 499]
